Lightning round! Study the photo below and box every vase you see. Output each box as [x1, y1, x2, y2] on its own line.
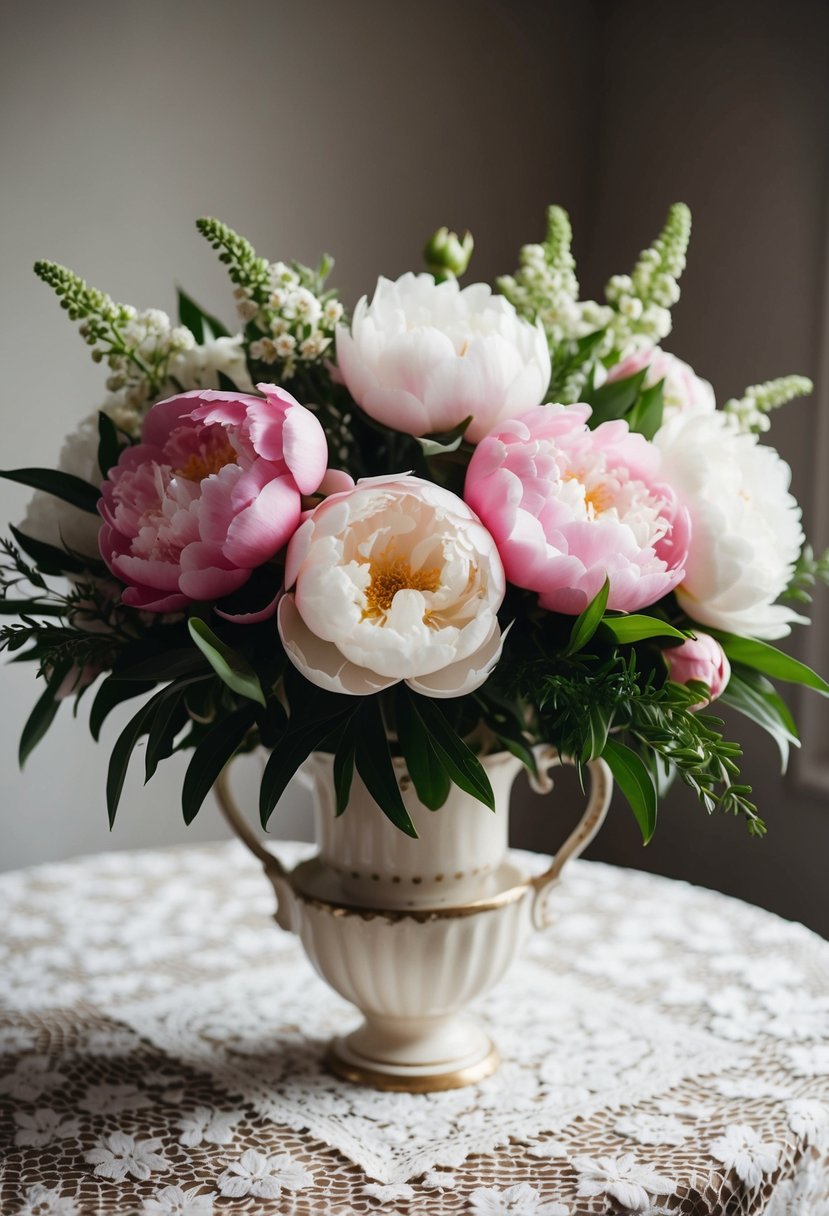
[216, 747, 612, 1092]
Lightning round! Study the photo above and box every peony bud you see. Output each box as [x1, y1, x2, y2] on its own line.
[423, 226, 474, 281]
[664, 633, 731, 707]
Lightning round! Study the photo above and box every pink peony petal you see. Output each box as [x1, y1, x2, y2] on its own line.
[222, 476, 301, 568]
[280, 404, 329, 494]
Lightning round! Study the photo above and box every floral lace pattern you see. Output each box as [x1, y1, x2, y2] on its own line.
[1, 842, 828, 1213]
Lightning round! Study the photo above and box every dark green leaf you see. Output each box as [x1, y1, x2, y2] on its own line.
[182, 705, 256, 825]
[106, 687, 171, 826]
[90, 674, 156, 741]
[97, 411, 124, 477]
[408, 694, 495, 811]
[354, 698, 417, 836]
[584, 368, 648, 425]
[19, 662, 71, 767]
[145, 686, 188, 782]
[603, 737, 658, 843]
[581, 700, 613, 762]
[626, 377, 665, 440]
[565, 578, 610, 655]
[721, 669, 799, 772]
[9, 524, 89, 577]
[599, 615, 689, 645]
[333, 737, 356, 816]
[0, 600, 66, 616]
[416, 416, 473, 457]
[109, 649, 209, 682]
[716, 633, 829, 697]
[395, 685, 452, 810]
[188, 617, 266, 706]
[260, 707, 356, 827]
[177, 288, 230, 342]
[0, 468, 101, 513]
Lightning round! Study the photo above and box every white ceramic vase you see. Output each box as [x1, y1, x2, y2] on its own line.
[216, 747, 612, 1092]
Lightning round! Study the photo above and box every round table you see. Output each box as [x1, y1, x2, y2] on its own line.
[1, 842, 828, 1215]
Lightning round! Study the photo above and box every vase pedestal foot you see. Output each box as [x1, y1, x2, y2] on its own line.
[325, 1013, 500, 1092]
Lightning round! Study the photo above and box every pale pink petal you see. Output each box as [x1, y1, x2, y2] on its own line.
[223, 476, 301, 567]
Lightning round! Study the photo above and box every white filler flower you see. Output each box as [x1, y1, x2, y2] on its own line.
[336, 272, 550, 442]
[278, 475, 506, 697]
[656, 410, 805, 638]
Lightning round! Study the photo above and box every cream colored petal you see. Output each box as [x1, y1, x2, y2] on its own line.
[406, 621, 506, 699]
[277, 594, 398, 696]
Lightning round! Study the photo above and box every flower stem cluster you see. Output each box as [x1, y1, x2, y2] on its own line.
[34, 261, 196, 429]
[602, 202, 691, 355]
[724, 375, 814, 433]
[197, 217, 343, 384]
[497, 206, 611, 352]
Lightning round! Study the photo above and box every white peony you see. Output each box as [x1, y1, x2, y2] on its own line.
[655, 411, 805, 638]
[170, 334, 254, 393]
[19, 415, 102, 558]
[336, 272, 550, 442]
[277, 475, 506, 697]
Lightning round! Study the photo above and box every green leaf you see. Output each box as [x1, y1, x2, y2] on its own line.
[106, 687, 171, 827]
[599, 615, 689, 645]
[626, 377, 665, 440]
[177, 288, 230, 342]
[0, 468, 101, 513]
[407, 694, 495, 811]
[9, 524, 89, 577]
[584, 368, 648, 426]
[354, 698, 417, 836]
[715, 633, 829, 697]
[260, 707, 356, 827]
[416, 415, 473, 457]
[187, 617, 266, 706]
[90, 674, 156, 741]
[581, 700, 613, 763]
[602, 737, 658, 843]
[145, 686, 188, 782]
[565, 578, 610, 655]
[19, 662, 71, 767]
[182, 705, 256, 825]
[720, 668, 799, 772]
[395, 685, 452, 810]
[333, 737, 356, 816]
[97, 411, 124, 477]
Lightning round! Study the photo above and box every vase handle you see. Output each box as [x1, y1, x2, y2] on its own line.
[214, 763, 288, 883]
[528, 749, 613, 931]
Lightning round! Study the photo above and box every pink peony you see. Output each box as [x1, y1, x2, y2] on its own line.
[606, 346, 715, 420]
[99, 384, 328, 611]
[464, 404, 691, 614]
[664, 633, 731, 707]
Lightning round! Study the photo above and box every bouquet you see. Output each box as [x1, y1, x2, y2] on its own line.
[3, 204, 827, 844]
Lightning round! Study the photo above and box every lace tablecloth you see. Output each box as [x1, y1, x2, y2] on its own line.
[1, 842, 828, 1216]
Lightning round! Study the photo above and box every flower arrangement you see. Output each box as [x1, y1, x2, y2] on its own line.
[3, 204, 827, 843]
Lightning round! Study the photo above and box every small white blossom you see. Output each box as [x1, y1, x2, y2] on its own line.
[786, 1099, 829, 1150]
[709, 1123, 781, 1188]
[14, 1107, 80, 1147]
[0, 1055, 66, 1102]
[572, 1153, 676, 1211]
[789, 1046, 829, 1077]
[468, 1183, 569, 1214]
[527, 1138, 570, 1159]
[176, 1106, 241, 1147]
[78, 1082, 150, 1114]
[421, 1170, 456, 1190]
[13, 1184, 80, 1216]
[614, 1112, 688, 1145]
[85, 1132, 167, 1181]
[217, 1149, 313, 1199]
[363, 1182, 415, 1203]
[274, 333, 297, 357]
[141, 1185, 215, 1214]
[324, 299, 344, 324]
[299, 332, 331, 359]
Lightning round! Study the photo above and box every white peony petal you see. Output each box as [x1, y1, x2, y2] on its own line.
[277, 595, 397, 696]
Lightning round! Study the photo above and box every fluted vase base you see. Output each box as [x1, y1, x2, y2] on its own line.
[325, 1015, 499, 1092]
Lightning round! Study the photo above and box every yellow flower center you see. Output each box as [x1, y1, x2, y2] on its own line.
[363, 555, 441, 619]
[177, 441, 237, 482]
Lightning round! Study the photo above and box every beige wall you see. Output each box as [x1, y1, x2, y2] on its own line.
[2, 1, 827, 935]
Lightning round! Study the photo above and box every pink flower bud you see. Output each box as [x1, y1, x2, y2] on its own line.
[664, 633, 731, 706]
